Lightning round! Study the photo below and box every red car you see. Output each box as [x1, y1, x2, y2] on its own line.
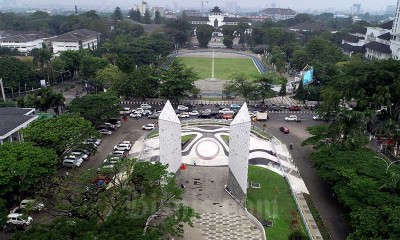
[279, 126, 289, 134]
[289, 106, 301, 111]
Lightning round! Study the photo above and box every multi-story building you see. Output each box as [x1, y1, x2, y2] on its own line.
[0, 31, 51, 54]
[188, 6, 252, 29]
[50, 29, 100, 55]
[390, 0, 400, 60]
[261, 8, 296, 21]
[136, 1, 149, 16]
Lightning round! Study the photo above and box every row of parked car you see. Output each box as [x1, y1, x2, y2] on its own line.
[102, 141, 132, 169]
[62, 138, 102, 168]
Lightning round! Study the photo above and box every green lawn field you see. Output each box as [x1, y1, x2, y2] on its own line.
[247, 165, 306, 240]
[179, 56, 259, 80]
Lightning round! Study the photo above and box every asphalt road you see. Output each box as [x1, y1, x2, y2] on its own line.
[259, 113, 351, 240]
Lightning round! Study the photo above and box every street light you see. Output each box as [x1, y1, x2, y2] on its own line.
[374, 156, 400, 173]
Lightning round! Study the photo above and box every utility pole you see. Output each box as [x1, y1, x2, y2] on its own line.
[0, 78, 5, 102]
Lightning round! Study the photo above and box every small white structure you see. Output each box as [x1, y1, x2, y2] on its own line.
[159, 101, 182, 173]
[228, 102, 251, 205]
[50, 29, 100, 55]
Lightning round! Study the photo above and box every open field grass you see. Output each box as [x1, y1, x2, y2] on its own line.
[179, 56, 259, 80]
[247, 165, 306, 240]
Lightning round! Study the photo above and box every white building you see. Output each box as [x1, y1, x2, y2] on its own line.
[261, 8, 296, 21]
[0, 31, 51, 54]
[136, 1, 149, 16]
[158, 101, 182, 173]
[50, 29, 100, 55]
[391, 0, 400, 60]
[188, 6, 252, 29]
[228, 103, 251, 205]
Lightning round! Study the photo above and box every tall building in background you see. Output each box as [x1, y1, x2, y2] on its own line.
[137, 1, 149, 16]
[0, 0, 16, 8]
[351, 3, 361, 15]
[172, 1, 178, 11]
[386, 5, 397, 15]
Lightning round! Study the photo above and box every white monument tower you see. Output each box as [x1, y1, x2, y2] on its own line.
[159, 100, 182, 173]
[227, 103, 251, 205]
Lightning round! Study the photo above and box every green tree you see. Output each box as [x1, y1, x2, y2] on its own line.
[295, 80, 305, 101]
[224, 74, 257, 102]
[17, 87, 65, 114]
[95, 65, 126, 89]
[196, 24, 214, 48]
[278, 82, 286, 96]
[112, 7, 123, 22]
[223, 36, 233, 48]
[0, 56, 35, 92]
[288, 230, 308, 240]
[31, 47, 52, 77]
[160, 60, 197, 99]
[80, 54, 109, 80]
[21, 113, 98, 156]
[59, 50, 83, 78]
[164, 18, 192, 47]
[143, 9, 151, 24]
[154, 10, 161, 24]
[0, 142, 58, 196]
[253, 72, 279, 102]
[68, 92, 120, 126]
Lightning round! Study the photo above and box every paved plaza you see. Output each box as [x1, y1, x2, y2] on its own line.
[130, 122, 323, 239]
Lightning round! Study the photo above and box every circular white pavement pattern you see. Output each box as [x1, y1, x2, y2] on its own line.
[196, 140, 220, 160]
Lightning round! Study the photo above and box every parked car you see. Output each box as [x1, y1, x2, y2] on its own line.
[289, 106, 301, 111]
[7, 213, 33, 226]
[279, 126, 290, 134]
[270, 106, 282, 111]
[129, 113, 142, 118]
[285, 115, 299, 122]
[189, 110, 199, 116]
[109, 150, 127, 158]
[177, 105, 189, 111]
[198, 112, 211, 118]
[147, 113, 160, 119]
[178, 112, 190, 118]
[104, 122, 117, 130]
[142, 110, 152, 116]
[20, 200, 44, 211]
[98, 129, 112, 135]
[103, 157, 121, 168]
[313, 115, 325, 121]
[219, 108, 230, 114]
[114, 143, 132, 151]
[140, 104, 152, 110]
[71, 149, 89, 160]
[119, 107, 131, 115]
[85, 138, 101, 146]
[62, 158, 83, 168]
[142, 124, 155, 130]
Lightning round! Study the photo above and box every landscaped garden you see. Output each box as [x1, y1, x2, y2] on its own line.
[247, 165, 307, 240]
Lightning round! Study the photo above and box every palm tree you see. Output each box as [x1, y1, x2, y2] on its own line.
[31, 47, 52, 78]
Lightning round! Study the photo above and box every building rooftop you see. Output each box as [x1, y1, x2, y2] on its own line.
[342, 34, 363, 43]
[262, 8, 296, 15]
[0, 33, 44, 43]
[289, 22, 332, 32]
[350, 27, 367, 35]
[51, 29, 100, 42]
[187, 16, 209, 22]
[378, 20, 393, 30]
[222, 17, 251, 23]
[0, 108, 36, 138]
[340, 43, 366, 53]
[364, 41, 392, 54]
[377, 32, 391, 41]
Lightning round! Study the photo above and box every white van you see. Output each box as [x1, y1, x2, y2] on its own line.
[7, 213, 33, 226]
[140, 104, 152, 110]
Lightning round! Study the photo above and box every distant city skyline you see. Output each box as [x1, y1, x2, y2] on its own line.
[2, 0, 398, 12]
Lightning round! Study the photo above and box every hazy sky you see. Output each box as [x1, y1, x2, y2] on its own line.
[16, 0, 398, 11]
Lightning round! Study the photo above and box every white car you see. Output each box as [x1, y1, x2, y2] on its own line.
[134, 108, 144, 114]
[114, 143, 132, 151]
[70, 150, 89, 160]
[142, 110, 152, 116]
[129, 113, 142, 118]
[85, 138, 101, 146]
[142, 124, 155, 130]
[62, 158, 83, 168]
[103, 157, 121, 168]
[313, 115, 324, 120]
[285, 115, 298, 121]
[7, 213, 33, 226]
[189, 110, 199, 116]
[178, 112, 190, 118]
[140, 104, 152, 110]
[177, 105, 189, 111]
[20, 200, 44, 211]
[98, 129, 112, 135]
[109, 150, 126, 158]
[219, 108, 230, 114]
